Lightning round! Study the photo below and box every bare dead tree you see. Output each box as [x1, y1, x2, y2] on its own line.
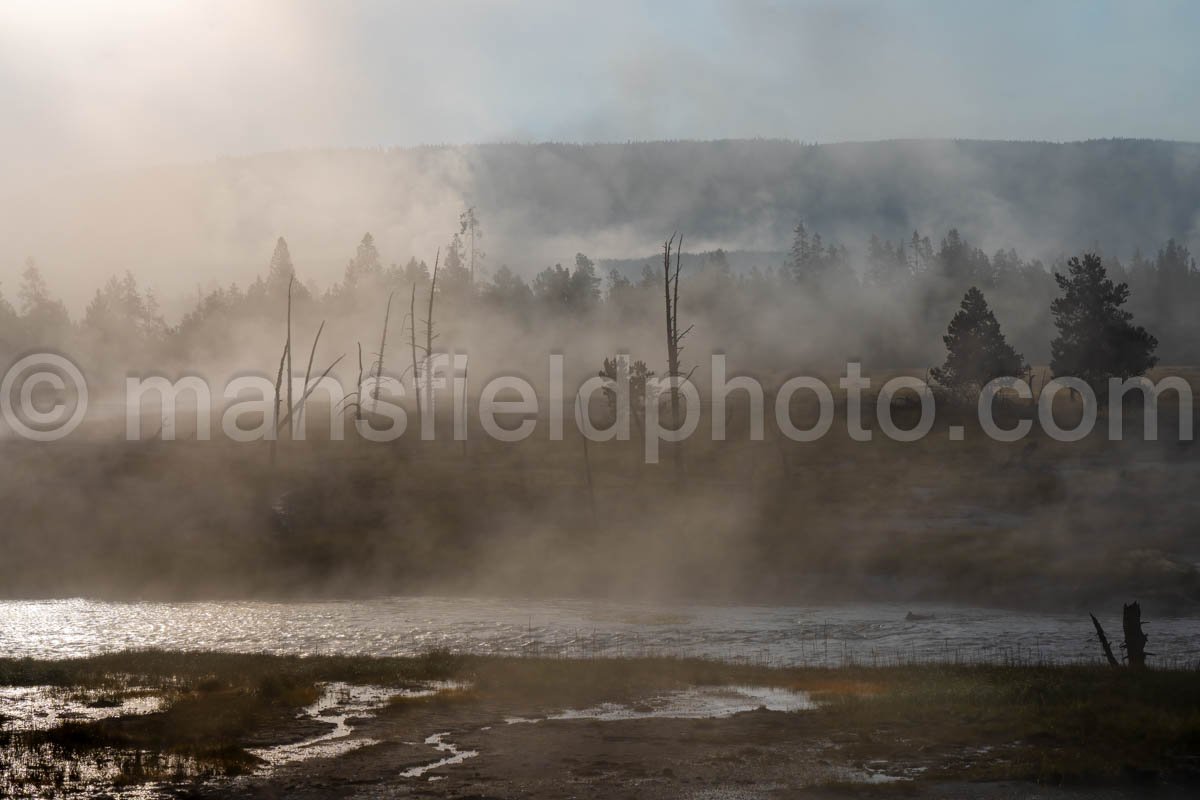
[270, 338, 289, 465]
[1090, 613, 1120, 667]
[1090, 603, 1152, 669]
[409, 282, 422, 425]
[663, 234, 694, 477]
[286, 320, 326, 436]
[1122, 601, 1150, 670]
[286, 276, 294, 440]
[370, 292, 395, 414]
[278, 351, 345, 436]
[424, 250, 440, 415]
[354, 342, 364, 421]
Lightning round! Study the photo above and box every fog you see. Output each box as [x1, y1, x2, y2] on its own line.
[1, 3, 1198, 612]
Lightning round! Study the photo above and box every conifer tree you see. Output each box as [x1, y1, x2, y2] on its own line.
[931, 286, 1026, 390]
[1050, 253, 1157, 390]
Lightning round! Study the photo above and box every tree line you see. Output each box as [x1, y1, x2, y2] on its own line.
[0, 212, 1190, 387]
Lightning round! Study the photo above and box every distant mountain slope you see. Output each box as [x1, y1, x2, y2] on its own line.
[3, 139, 1199, 306]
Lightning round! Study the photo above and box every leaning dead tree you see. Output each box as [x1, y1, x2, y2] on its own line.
[270, 339, 289, 465]
[409, 283, 422, 424]
[286, 277, 294, 439]
[1090, 602, 1151, 670]
[411, 250, 441, 421]
[342, 293, 404, 422]
[370, 292, 396, 415]
[663, 233, 694, 477]
[276, 319, 342, 437]
[270, 277, 296, 464]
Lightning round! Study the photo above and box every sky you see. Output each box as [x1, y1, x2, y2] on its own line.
[1, 0, 1198, 178]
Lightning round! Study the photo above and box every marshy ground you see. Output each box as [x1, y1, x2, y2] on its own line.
[2, 651, 1199, 798]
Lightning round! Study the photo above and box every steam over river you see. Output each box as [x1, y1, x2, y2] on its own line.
[3, 597, 1198, 667]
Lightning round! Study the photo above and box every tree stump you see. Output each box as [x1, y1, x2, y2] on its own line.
[1122, 601, 1149, 670]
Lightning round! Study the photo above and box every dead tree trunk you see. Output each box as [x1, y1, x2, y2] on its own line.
[1090, 613, 1120, 667]
[1090, 603, 1151, 669]
[1122, 602, 1149, 670]
[270, 339, 289, 465]
[662, 234, 692, 479]
[371, 293, 394, 415]
[285, 277, 294, 440]
[424, 250, 440, 418]
[410, 282, 422, 426]
[354, 342, 364, 422]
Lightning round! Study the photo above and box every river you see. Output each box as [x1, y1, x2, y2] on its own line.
[2, 596, 1196, 667]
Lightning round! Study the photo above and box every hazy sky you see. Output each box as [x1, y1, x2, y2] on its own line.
[1, 0, 1198, 176]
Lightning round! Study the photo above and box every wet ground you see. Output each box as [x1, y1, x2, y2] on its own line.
[191, 685, 1195, 800]
[5, 673, 1198, 799]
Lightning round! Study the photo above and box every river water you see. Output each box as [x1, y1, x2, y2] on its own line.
[2, 597, 1197, 667]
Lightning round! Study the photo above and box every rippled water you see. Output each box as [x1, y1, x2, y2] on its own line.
[2, 597, 1197, 667]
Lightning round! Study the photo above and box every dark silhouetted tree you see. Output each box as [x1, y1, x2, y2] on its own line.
[570, 253, 601, 310]
[931, 287, 1026, 391]
[1050, 253, 1157, 390]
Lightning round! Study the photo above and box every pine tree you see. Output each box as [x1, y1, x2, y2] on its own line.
[459, 206, 484, 285]
[18, 258, 71, 343]
[569, 253, 601, 310]
[1050, 253, 1157, 390]
[344, 232, 382, 288]
[266, 237, 295, 292]
[931, 287, 1026, 391]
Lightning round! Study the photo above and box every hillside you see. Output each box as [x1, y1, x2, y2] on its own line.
[3, 138, 1199, 307]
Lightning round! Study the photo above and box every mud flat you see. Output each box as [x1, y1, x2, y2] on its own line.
[2, 652, 1199, 798]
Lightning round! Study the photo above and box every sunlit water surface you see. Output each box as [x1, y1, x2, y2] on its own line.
[3, 597, 1197, 666]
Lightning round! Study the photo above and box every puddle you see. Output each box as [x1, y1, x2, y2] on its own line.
[551, 685, 813, 721]
[399, 731, 479, 779]
[249, 681, 463, 769]
[838, 767, 911, 784]
[0, 685, 164, 732]
[0, 687, 204, 798]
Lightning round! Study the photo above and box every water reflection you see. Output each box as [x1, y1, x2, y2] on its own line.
[2, 597, 1197, 667]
